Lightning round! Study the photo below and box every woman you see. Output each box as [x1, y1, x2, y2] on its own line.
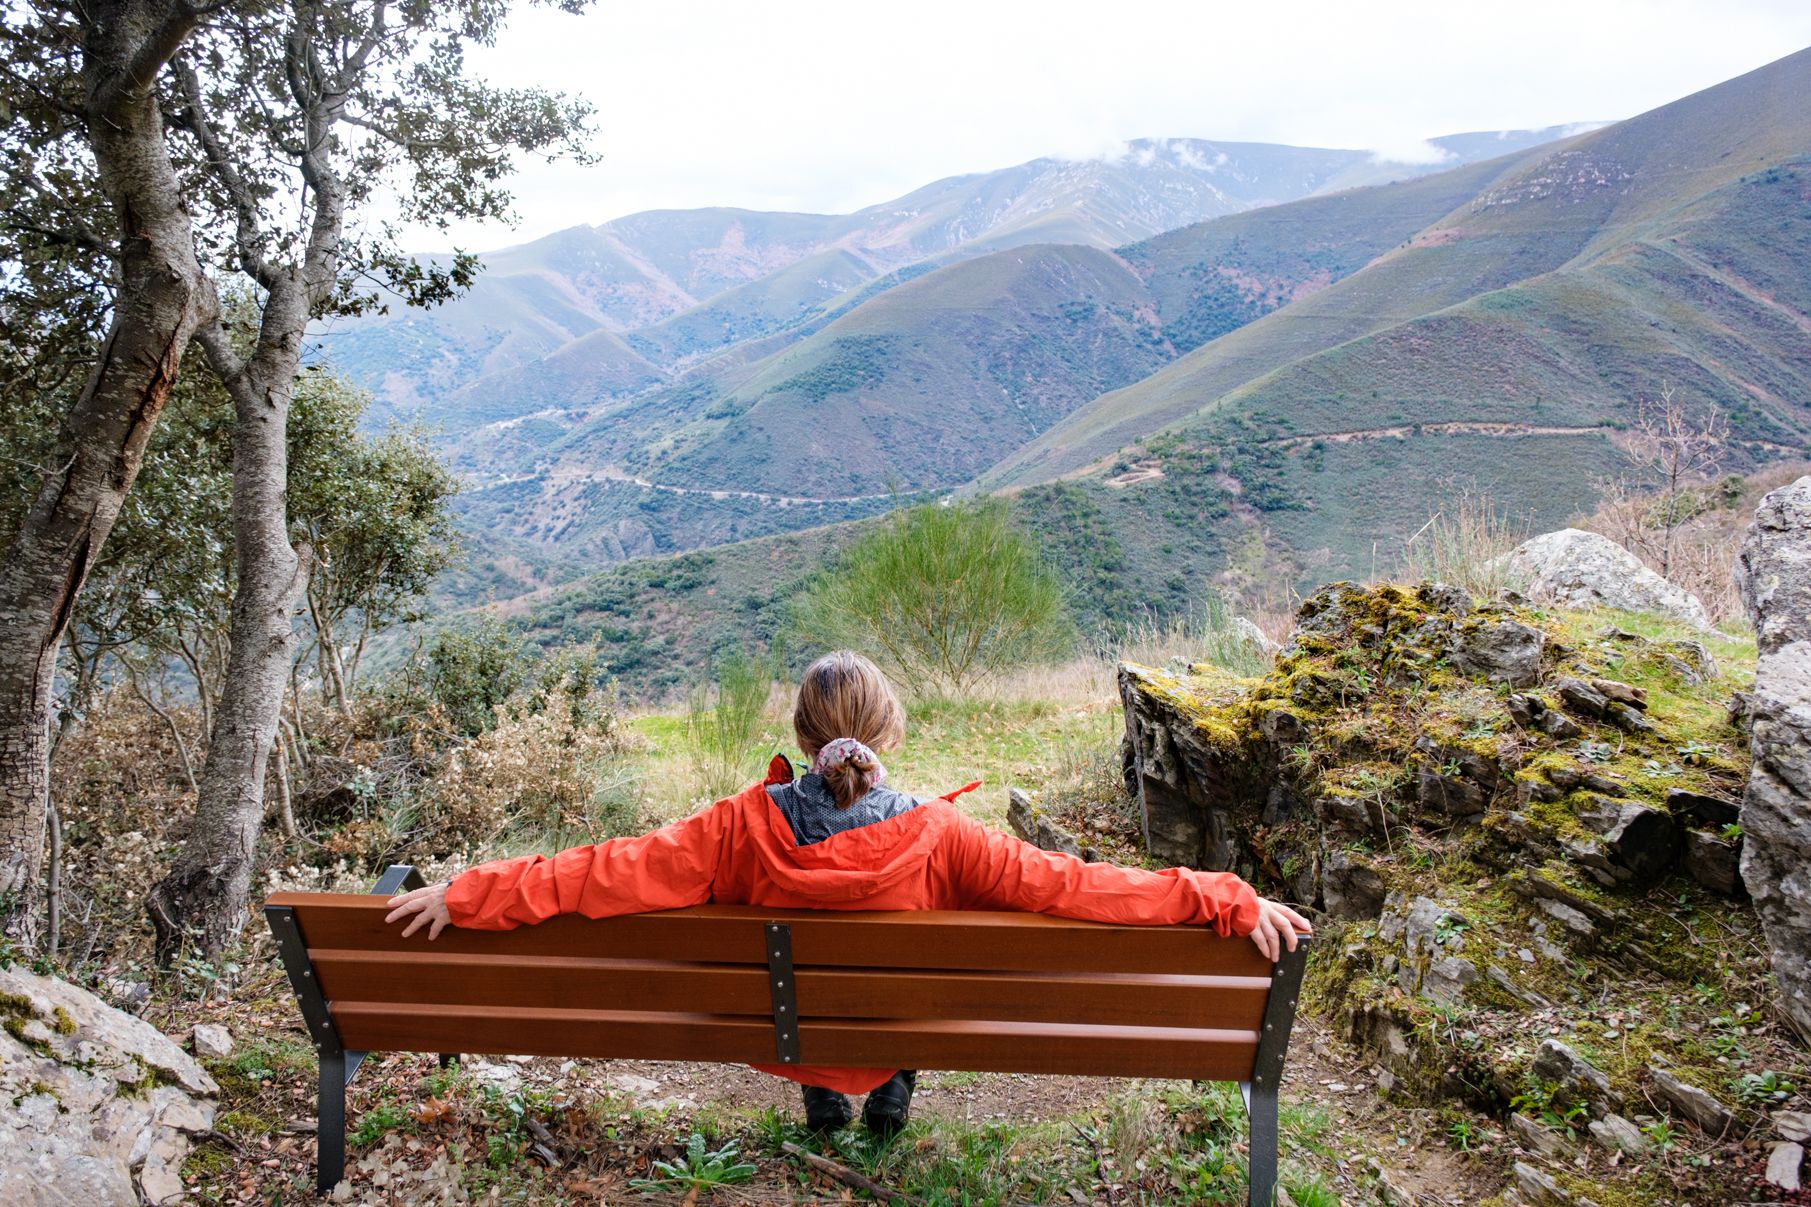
[386, 650, 1310, 1135]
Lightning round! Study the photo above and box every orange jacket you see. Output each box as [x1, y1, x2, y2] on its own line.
[446, 756, 1261, 1093]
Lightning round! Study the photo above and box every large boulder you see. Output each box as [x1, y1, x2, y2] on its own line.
[1734, 475, 1811, 1042]
[0, 966, 217, 1206]
[1501, 528, 1712, 628]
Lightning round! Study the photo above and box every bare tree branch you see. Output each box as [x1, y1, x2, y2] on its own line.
[171, 57, 281, 288]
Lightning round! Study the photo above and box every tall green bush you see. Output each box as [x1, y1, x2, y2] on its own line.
[422, 619, 532, 738]
[791, 500, 1073, 695]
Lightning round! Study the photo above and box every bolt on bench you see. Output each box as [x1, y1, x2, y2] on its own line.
[267, 865, 1309, 1205]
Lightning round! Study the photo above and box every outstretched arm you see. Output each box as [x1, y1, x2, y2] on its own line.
[942, 810, 1310, 957]
[385, 801, 731, 935]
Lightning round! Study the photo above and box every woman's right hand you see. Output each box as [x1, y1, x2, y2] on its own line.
[1248, 897, 1313, 962]
[385, 881, 452, 940]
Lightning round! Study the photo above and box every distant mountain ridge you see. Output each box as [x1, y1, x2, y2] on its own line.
[982, 47, 1811, 491]
[315, 126, 1592, 432]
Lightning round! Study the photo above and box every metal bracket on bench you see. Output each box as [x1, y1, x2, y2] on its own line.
[372, 864, 427, 896]
[765, 923, 800, 1064]
[266, 905, 344, 1062]
[1251, 935, 1310, 1096]
[265, 866, 441, 1193]
[267, 904, 363, 1193]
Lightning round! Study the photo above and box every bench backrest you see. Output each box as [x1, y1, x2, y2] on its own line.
[264, 893, 1307, 1083]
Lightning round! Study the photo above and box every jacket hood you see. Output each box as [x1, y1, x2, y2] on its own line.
[726, 754, 975, 904]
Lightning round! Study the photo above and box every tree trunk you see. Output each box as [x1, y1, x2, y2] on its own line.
[0, 2, 213, 911]
[148, 283, 311, 963]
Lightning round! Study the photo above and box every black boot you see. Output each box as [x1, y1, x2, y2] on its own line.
[862, 1070, 916, 1137]
[801, 1084, 853, 1132]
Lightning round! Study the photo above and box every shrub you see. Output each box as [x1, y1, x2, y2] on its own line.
[417, 683, 639, 855]
[791, 500, 1073, 695]
[420, 619, 531, 738]
[686, 645, 783, 802]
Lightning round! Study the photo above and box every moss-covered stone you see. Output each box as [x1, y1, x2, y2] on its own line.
[1120, 581, 1776, 1203]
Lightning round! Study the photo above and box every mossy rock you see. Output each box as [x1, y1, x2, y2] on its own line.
[1119, 578, 1774, 1177]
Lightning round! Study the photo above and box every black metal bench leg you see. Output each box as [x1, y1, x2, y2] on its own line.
[1244, 937, 1308, 1207]
[318, 1049, 347, 1194]
[439, 1052, 459, 1069]
[1246, 1078, 1278, 1207]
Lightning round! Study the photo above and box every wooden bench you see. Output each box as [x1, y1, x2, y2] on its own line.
[267, 865, 1310, 1205]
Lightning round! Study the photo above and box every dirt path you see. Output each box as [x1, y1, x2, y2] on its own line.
[471, 464, 917, 507]
[425, 1012, 1492, 1205]
[1660, 238, 1811, 340]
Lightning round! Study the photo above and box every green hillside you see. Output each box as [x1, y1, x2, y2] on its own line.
[493, 473, 1255, 700]
[437, 327, 664, 441]
[500, 156, 1551, 546]
[499, 521, 869, 698]
[986, 47, 1811, 492]
[621, 245, 1170, 495]
[622, 248, 882, 367]
[1120, 148, 1561, 355]
[317, 130, 1581, 434]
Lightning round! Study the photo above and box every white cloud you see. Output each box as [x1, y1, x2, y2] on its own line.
[384, 0, 1811, 252]
[1558, 121, 1619, 139]
[1369, 138, 1457, 166]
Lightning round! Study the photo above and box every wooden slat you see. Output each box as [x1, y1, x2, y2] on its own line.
[332, 1004, 777, 1065]
[330, 1002, 1261, 1081]
[273, 896, 1272, 977]
[801, 969, 1267, 1031]
[802, 1018, 1260, 1081]
[310, 949, 1271, 1030]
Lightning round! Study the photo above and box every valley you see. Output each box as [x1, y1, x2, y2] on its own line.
[317, 51, 1811, 687]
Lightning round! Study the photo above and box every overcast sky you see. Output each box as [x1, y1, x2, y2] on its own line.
[403, 0, 1811, 252]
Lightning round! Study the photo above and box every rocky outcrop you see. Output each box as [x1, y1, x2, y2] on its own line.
[1117, 577, 1765, 1166]
[1501, 528, 1712, 628]
[0, 966, 217, 1206]
[1117, 581, 1733, 906]
[1734, 475, 1811, 1042]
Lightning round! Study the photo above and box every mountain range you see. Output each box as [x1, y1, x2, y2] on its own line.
[317, 127, 1592, 435]
[314, 50, 1811, 680]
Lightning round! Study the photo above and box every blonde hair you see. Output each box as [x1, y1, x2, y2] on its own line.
[794, 651, 906, 807]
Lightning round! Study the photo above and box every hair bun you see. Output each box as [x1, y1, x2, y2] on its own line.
[809, 737, 887, 806]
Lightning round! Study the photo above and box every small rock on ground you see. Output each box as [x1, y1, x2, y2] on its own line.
[191, 1022, 234, 1060]
[1648, 1066, 1736, 1136]
[1765, 1141, 1804, 1192]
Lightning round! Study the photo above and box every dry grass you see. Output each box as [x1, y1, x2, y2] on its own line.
[1107, 600, 1280, 678]
[1582, 460, 1809, 626]
[1395, 486, 1534, 600]
[625, 658, 1122, 831]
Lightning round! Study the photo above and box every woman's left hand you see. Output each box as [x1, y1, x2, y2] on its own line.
[1248, 897, 1313, 962]
[385, 882, 452, 940]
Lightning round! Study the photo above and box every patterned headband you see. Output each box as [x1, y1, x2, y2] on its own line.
[809, 737, 887, 786]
